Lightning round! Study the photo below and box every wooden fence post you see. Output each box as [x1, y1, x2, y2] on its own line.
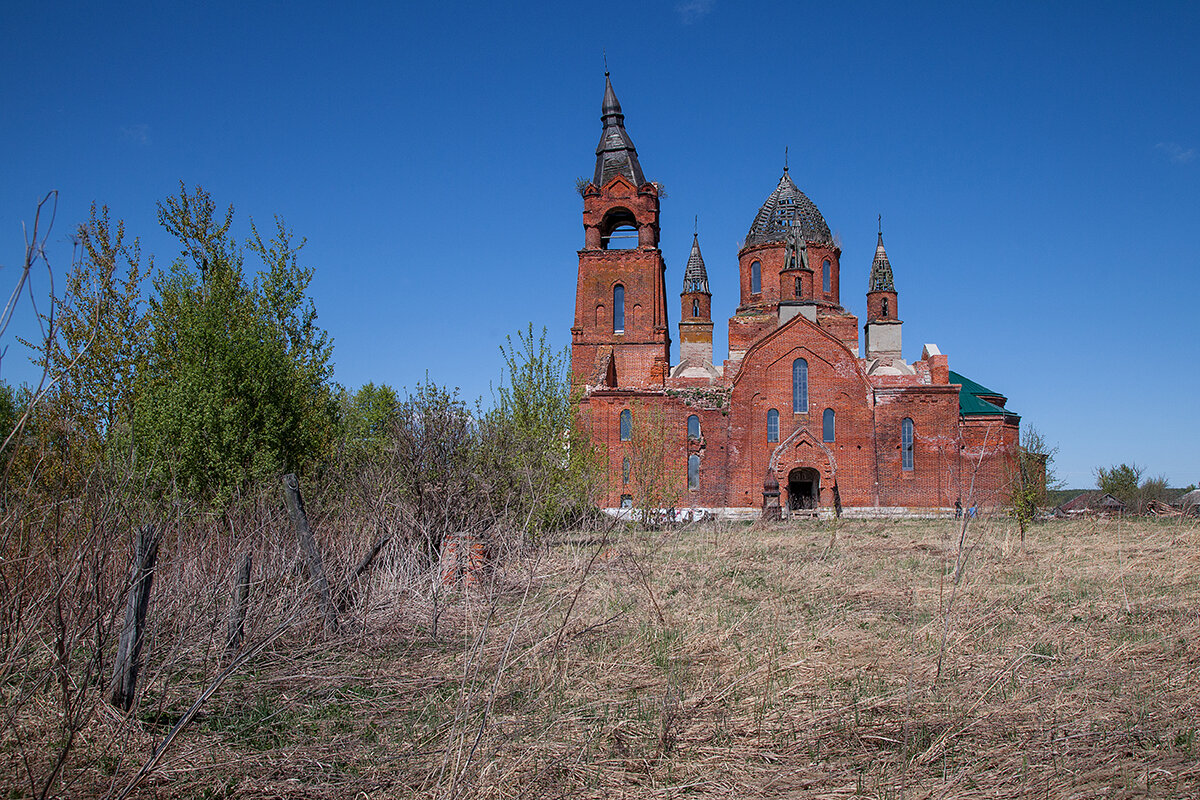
[282, 473, 338, 632]
[226, 552, 253, 653]
[110, 525, 160, 712]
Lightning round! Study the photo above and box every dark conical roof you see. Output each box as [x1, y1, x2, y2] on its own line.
[593, 75, 645, 187]
[869, 231, 895, 292]
[745, 171, 832, 247]
[682, 234, 710, 294]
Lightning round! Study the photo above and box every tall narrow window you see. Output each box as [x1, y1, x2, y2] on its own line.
[613, 285, 625, 332]
[767, 408, 780, 442]
[751, 260, 761, 294]
[792, 358, 808, 413]
[822, 259, 831, 293]
[622, 456, 630, 485]
[687, 454, 700, 490]
[823, 408, 835, 442]
[692, 298, 700, 317]
[882, 297, 889, 317]
[795, 276, 802, 298]
[687, 414, 700, 440]
[901, 417, 914, 471]
[619, 409, 632, 441]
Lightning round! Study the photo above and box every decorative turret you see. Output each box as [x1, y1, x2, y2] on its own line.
[594, 73, 645, 188]
[866, 225, 897, 320]
[864, 220, 902, 362]
[677, 232, 714, 371]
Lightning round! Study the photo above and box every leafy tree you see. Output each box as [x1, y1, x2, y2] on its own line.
[490, 325, 599, 534]
[133, 185, 334, 502]
[10, 205, 150, 494]
[0, 381, 20, 462]
[1096, 463, 1142, 510]
[339, 382, 400, 450]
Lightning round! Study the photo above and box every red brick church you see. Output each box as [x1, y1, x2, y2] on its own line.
[572, 75, 1020, 517]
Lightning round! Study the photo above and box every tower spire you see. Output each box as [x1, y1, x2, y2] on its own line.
[593, 73, 645, 187]
[683, 232, 710, 294]
[869, 225, 895, 292]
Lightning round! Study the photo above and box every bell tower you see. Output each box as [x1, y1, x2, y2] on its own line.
[571, 74, 670, 390]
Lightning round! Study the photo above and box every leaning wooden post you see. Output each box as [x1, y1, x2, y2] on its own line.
[226, 552, 253, 653]
[111, 525, 161, 712]
[282, 473, 338, 632]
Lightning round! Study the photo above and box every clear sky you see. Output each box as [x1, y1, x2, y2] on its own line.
[2, 1, 1197, 488]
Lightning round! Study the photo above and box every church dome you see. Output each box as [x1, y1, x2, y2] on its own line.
[745, 170, 833, 247]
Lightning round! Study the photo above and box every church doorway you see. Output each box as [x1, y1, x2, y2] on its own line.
[787, 467, 820, 510]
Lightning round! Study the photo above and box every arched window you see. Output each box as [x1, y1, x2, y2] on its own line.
[822, 259, 831, 293]
[613, 285, 625, 332]
[622, 456, 630, 485]
[619, 409, 632, 441]
[767, 408, 780, 442]
[692, 298, 700, 318]
[882, 297, 889, 317]
[687, 454, 699, 490]
[901, 417, 914, 471]
[751, 260, 761, 294]
[823, 408, 835, 442]
[687, 414, 700, 440]
[792, 358, 808, 413]
[795, 275, 802, 298]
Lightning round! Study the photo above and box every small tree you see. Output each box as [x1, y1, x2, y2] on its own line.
[1009, 425, 1059, 538]
[133, 185, 335, 503]
[491, 325, 599, 535]
[1096, 463, 1143, 510]
[626, 401, 681, 528]
[1138, 473, 1169, 512]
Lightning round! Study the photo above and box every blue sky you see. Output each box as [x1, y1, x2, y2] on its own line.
[2, 1, 1197, 488]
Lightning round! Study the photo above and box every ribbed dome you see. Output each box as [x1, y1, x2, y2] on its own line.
[745, 171, 832, 247]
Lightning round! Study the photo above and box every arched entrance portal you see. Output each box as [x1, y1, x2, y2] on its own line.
[787, 467, 820, 510]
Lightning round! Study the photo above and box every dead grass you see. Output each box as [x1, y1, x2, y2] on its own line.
[11, 514, 1200, 798]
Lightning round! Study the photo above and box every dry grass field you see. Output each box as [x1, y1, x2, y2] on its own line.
[15, 514, 1200, 799]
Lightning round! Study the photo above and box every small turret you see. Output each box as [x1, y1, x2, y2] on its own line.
[864, 220, 902, 361]
[678, 232, 714, 369]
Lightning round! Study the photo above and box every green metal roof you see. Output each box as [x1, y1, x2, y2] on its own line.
[949, 371, 1004, 401]
[950, 370, 1018, 418]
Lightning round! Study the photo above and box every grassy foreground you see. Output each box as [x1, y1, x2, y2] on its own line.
[35, 515, 1200, 798]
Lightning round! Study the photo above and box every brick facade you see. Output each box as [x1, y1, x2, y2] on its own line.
[573, 79, 1019, 516]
